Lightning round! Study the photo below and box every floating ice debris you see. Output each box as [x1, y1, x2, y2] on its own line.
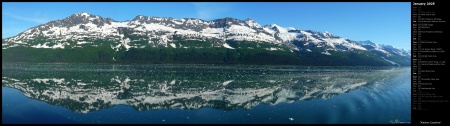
[222, 80, 234, 86]
[77, 82, 87, 86]
[170, 80, 176, 85]
[289, 118, 294, 121]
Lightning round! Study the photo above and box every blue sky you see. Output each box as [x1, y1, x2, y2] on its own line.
[2, 2, 410, 49]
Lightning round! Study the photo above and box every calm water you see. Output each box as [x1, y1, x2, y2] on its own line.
[2, 63, 411, 124]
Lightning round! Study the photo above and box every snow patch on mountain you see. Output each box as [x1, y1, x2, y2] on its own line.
[170, 43, 176, 48]
[223, 43, 235, 49]
[322, 51, 331, 55]
[382, 57, 400, 66]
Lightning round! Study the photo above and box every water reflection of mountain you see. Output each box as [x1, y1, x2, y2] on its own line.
[2, 64, 410, 113]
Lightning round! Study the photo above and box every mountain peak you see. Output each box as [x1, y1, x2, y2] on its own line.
[244, 18, 262, 28]
[74, 12, 92, 17]
[245, 18, 254, 21]
[321, 31, 336, 38]
[360, 40, 374, 43]
[67, 12, 102, 20]
[357, 40, 377, 46]
[266, 24, 281, 29]
[132, 15, 145, 21]
[286, 27, 296, 30]
[216, 17, 241, 22]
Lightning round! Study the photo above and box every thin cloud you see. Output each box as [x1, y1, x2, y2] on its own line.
[192, 2, 233, 20]
[2, 12, 49, 24]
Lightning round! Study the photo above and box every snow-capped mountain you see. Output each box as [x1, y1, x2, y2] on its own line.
[2, 12, 410, 66]
[358, 40, 410, 57]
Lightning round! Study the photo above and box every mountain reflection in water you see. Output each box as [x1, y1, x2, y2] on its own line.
[2, 63, 409, 114]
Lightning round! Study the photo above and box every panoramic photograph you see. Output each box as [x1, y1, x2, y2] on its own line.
[2, 2, 411, 124]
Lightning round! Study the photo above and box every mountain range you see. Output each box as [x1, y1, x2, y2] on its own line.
[2, 12, 411, 66]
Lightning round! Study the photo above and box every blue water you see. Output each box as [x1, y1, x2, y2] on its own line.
[2, 63, 411, 124]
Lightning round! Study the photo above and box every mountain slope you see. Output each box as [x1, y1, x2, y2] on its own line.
[2, 12, 410, 66]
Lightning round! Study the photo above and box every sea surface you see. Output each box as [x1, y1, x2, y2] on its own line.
[2, 63, 411, 124]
